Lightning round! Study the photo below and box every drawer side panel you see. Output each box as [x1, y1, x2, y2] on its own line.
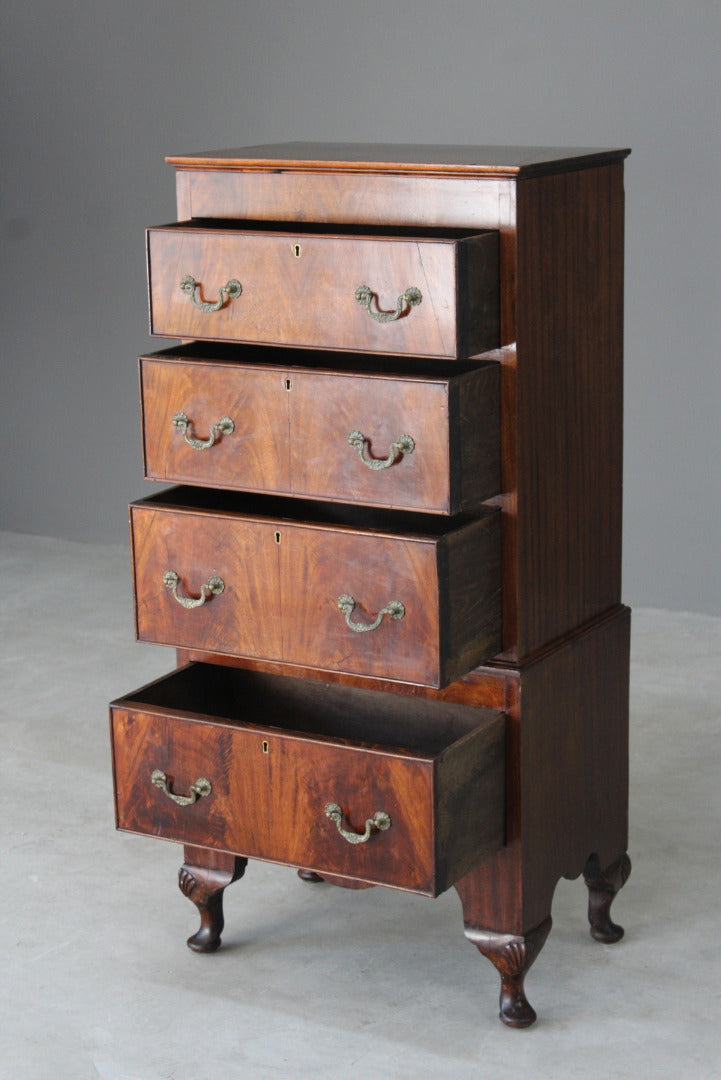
[435, 712, 506, 891]
[440, 510, 503, 683]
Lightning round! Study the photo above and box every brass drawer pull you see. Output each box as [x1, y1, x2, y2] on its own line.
[151, 768, 212, 806]
[163, 569, 225, 609]
[355, 284, 422, 324]
[179, 274, 242, 313]
[337, 594, 405, 632]
[347, 429, 415, 471]
[172, 411, 235, 450]
[324, 802, 391, 844]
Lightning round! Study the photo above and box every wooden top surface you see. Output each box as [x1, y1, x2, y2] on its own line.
[166, 142, 631, 178]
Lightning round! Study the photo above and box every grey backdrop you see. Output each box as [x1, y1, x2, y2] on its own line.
[2, 1, 719, 615]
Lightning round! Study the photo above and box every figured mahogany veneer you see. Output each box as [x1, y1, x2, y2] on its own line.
[130, 487, 501, 688]
[140, 345, 500, 514]
[110, 663, 505, 895]
[168, 142, 628, 229]
[112, 143, 632, 1029]
[147, 221, 499, 358]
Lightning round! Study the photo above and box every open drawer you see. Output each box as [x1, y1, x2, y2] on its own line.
[110, 663, 506, 896]
[130, 487, 502, 688]
[139, 345, 500, 515]
[147, 221, 499, 359]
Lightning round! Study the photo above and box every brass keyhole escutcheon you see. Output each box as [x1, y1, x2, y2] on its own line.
[293, 243, 301, 258]
[262, 740, 269, 754]
[284, 377, 292, 391]
[274, 531, 281, 544]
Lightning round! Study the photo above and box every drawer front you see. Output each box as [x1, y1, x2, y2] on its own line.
[290, 369, 452, 511]
[147, 224, 499, 359]
[112, 708, 436, 891]
[141, 352, 500, 514]
[291, 362, 500, 514]
[110, 664, 507, 895]
[131, 504, 284, 661]
[131, 500, 442, 685]
[141, 356, 291, 494]
[177, 168, 506, 230]
[278, 525, 441, 685]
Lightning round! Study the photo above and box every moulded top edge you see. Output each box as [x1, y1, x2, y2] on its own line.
[165, 142, 631, 179]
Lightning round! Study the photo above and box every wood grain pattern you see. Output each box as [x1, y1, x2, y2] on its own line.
[439, 514, 503, 685]
[110, 663, 506, 895]
[130, 488, 501, 687]
[166, 142, 630, 176]
[278, 523, 441, 685]
[140, 347, 500, 514]
[513, 163, 626, 657]
[147, 223, 499, 358]
[111, 145, 633, 1027]
[292, 367, 455, 510]
[168, 150, 629, 665]
[175, 647, 514, 711]
[461, 915, 552, 1028]
[449, 363, 502, 514]
[140, 354, 290, 493]
[178, 846, 247, 952]
[454, 605, 630, 935]
[130, 500, 283, 661]
[182, 170, 507, 229]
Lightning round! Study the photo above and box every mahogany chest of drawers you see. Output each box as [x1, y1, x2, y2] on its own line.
[111, 142, 631, 1029]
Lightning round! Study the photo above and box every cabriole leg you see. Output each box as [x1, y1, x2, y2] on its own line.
[297, 869, 324, 883]
[463, 916, 552, 1028]
[178, 845, 247, 953]
[583, 852, 631, 944]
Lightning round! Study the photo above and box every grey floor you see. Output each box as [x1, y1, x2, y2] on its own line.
[2, 529, 720, 1080]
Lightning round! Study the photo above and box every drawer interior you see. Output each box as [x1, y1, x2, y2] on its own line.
[143, 341, 491, 379]
[159, 219, 491, 242]
[135, 484, 481, 537]
[122, 662, 499, 757]
[113, 661, 506, 893]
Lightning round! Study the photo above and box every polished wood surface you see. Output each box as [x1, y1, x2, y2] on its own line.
[172, 148, 628, 663]
[140, 351, 290, 494]
[513, 163, 626, 656]
[178, 846, 247, 952]
[112, 144, 632, 1028]
[111, 663, 506, 895]
[131, 496, 282, 662]
[130, 488, 501, 687]
[167, 142, 630, 177]
[140, 346, 500, 513]
[453, 605, 630, 936]
[175, 645, 514, 710]
[176, 170, 509, 229]
[290, 358, 499, 513]
[147, 222, 499, 358]
[583, 852, 632, 943]
[460, 915, 552, 1028]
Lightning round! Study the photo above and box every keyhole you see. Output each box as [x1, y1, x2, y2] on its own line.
[274, 531, 281, 544]
[284, 377, 292, 391]
[262, 740, 269, 754]
[293, 243, 301, 258]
